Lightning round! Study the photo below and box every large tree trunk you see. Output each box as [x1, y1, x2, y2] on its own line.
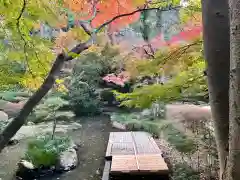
[201, 0, 230, 178]
[227, 0, 240, 179]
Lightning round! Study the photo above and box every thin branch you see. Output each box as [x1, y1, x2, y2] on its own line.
[95, 5, 181, 33]
[79, 22, 92, 36]
[16, 0, 26, 23]
[16, 0, 38, 87]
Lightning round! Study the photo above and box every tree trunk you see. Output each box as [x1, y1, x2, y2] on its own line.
[201, 0, 230, 178]
[0, 54, 66, 152]
[227, 0, 240, 179]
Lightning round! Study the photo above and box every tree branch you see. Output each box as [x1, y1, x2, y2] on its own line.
[95, 5, 181, 33]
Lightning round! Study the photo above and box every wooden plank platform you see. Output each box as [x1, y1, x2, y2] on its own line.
[105, 131, 162, 160]
[105, 131, 169, 175]
[111, 154, 168, 175]
[102, 161, 111, 180]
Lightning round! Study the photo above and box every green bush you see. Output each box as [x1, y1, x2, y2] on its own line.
[160, 123, 197, 154]
[68, 56, 102, 116]
[100, 88, 116, 105]
[25, 135, 70, 167]
[29, 96, 74, 123]
[68, 81, 101, 116]
[172, 163, 200, 180]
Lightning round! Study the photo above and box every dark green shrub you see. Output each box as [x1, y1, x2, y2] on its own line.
[68, 79, 101, 116]
[24, 135, 70, 167]
[172, 163, 200, 180]
[100, 88, 116, 105]
[67, 53, 105, 116]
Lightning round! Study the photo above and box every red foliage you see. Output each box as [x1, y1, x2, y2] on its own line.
[64, 0, 140, 31]
[150, 25, 202, 48]
[102, 71, 130, 86]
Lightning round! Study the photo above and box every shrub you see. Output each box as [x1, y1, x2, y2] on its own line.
[171, 163, 200, 180]
[68, 80, 101, 116]
[24, 135, 70, 167]
[160, 123, 197, 154]
[99, 88, 116, 105]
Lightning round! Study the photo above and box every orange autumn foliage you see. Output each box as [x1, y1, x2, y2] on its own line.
[63, 0, 141, 31]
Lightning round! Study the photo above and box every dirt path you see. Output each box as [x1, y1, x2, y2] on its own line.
[52, 115, 113, 180]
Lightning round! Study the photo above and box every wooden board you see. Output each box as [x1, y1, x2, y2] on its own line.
[106, 132, 133, 159]
[102, 161, 111, 180]
[111, 154, 169, 174]
[105, 131, 162, 160]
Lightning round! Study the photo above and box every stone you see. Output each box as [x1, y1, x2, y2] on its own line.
[112, 121, 126, 130]
[0, 111, 8, 121]
[141, 109, 152, 117]
[0, 101, 25, 118]
[27, 121, 35, 126]
[11, 122, 82, 141]
[16, 160, 35, 180]
[59, 148, 78, 171]
[18, 160, 34, 170]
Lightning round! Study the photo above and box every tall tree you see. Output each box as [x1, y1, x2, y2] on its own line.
[0, 0, 178, 152]
[227, 0, 240, 179]
[201, 0, 230, 178]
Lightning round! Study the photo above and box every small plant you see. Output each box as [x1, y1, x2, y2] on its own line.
[24, 135, 70, 167]
[171, 163, 200, 180]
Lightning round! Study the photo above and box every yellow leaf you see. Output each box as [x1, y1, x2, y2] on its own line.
[132, 0, 146, 6]
[55, 78, 64, 84]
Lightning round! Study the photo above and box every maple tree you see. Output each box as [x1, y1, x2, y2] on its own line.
[115, 0, 204, 107]
[0, 0, 182, 151]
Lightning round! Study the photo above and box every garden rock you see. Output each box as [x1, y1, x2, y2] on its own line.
[16, 160, 35, 179]
[0, 101, 25, 118]
[112, 121, 126, 130]
[0, 111, 8, 121]
[59, 148, 78, 171]
[11, 122, 82, 141]
[141, 109, 152, 118]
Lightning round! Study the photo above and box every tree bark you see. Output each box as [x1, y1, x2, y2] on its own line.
[227, 0, 240, 179]
[201, 0, 230, 178]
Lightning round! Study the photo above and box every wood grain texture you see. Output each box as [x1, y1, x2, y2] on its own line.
[106, 131, 169, 175]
